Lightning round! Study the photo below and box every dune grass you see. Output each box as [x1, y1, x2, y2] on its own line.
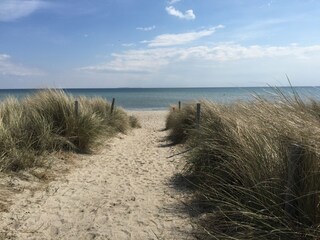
[0, 89, 138, 172]
[166, 91, 320, 239]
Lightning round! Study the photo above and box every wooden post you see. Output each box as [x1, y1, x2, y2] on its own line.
[74, 100, 79, 117]
[178, 101, 181, 111]
[110, 98, 115, 114]
[196, 103, 201, 129]
[285, 143, 304, 218]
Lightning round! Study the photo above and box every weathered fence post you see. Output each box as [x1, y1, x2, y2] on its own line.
[179, 101, 181, 111]
[196, 103, 201, 129]
[74, 100, 79, 117]
[110, 98, 115, 114]
[285, 143, 304, 218]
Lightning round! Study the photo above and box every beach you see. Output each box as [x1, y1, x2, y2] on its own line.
[0, 111, 194, 240]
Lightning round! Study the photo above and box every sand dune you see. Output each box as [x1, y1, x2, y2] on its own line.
[0, 111, 194, 240]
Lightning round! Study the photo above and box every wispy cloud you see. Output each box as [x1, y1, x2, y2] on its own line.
[136, 25, 156, 31]
[0, 0, 52, 21]
[166, 6, 195, 20]
[79, 44, 320, 74]
[143, 25, 224, 47]
[79, 48, 179, 73]
[0, 54, 44, 76]
[229, 17, 297, 42]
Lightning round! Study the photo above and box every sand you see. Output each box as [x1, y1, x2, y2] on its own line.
[0, 111, 194, 240]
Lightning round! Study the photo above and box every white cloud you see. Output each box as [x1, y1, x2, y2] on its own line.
[0, 0, 51, 21]
[136, 25, 156, 31]
[0, 54, 10, 62]
[168, 0, 182, 4]
[173, 44, 320, 61]
[0, 54, 44, 76]
[143, 25, 224, 47]
[79, 44, 320, 74]
[122, 43, 135, 47]
[166, 6, 195, 20]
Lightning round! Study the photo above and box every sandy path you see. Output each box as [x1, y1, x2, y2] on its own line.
[0, 111, 193, 240]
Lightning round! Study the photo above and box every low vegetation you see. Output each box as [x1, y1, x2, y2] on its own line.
[166, 90, 320, 239]
[0, 89, 139, 172]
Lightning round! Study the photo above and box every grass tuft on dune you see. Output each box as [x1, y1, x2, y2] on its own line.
[166, 90, 320, 239]
[0, 89, 137, 172]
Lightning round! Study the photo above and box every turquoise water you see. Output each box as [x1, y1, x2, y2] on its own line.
[0, 87, 319, 110]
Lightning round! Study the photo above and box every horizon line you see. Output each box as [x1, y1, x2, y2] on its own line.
[0, 85, 319, 91]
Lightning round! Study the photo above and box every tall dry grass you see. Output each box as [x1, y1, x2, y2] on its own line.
[0, 89, 137, 172]
[166, 92, 320, 239]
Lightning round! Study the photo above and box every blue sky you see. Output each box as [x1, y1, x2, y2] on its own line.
[0, 0, 320, 88]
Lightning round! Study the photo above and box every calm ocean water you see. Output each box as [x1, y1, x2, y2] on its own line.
[0, 87, 319, 110]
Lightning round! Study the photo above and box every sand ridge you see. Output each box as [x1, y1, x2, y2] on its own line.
[0, 111, 194, 240]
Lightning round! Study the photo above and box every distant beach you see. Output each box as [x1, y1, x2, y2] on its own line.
[0, 87, 319, 110]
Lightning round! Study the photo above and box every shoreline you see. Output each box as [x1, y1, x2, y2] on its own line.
[1, 87, 319, 109]
[126, 108, 169, 112]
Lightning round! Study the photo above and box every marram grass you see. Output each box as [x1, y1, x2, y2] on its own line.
[0, 89, 138, 172]
[166, 91, 320, 239]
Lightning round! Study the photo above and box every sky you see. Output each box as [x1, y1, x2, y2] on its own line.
[0, 0, 320, 89]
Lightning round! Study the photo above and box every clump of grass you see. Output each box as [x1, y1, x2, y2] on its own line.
[166, 91, 320, 239]
[165, 101, 226, 144]
[165, 103, 198, 143]
[0, 89, 137, 172]
[129, 115, 141, 128]
[79, 97, 131, 134]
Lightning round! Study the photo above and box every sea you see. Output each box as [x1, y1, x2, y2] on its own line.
[0, 87, 319, 110]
